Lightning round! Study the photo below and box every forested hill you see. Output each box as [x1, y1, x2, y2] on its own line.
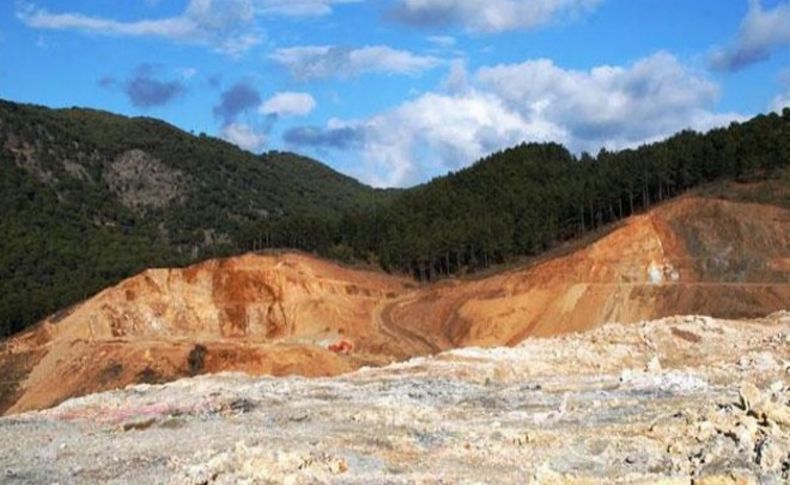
[282, 109, 789, 280]
[0, 100, 395, 336]
[1, 99, 789, 337]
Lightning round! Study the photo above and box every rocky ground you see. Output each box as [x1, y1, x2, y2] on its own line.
[1, 312, 789, 484]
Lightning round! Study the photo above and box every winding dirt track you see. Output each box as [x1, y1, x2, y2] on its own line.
[374, 294, 442, 354]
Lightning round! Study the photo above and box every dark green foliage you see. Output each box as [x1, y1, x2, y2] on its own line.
[335, 109, 790, 280]
[189, 108, 790, 282]
[187, 344, 207, 376]
[366, 110, 790, 279]
[0, 100, 393, 337]
[135, 368, 163, 385]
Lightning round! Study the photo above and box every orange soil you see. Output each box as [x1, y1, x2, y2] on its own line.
[1, 196, 788, 415]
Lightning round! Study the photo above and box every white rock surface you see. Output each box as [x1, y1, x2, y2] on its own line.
[1, 313, 789, 484]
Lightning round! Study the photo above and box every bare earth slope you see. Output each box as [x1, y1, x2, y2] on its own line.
[1, 313, 788, 483]
[0, 254, 415, 414]
[393, 196, 789, 349]
[1, 195, 788, 415]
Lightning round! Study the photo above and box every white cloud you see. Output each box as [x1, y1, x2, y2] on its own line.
[476, 52, 731, 152]
[260, 92, 317, 117]
[441, 59, 470, 93]
[710, 0, 790, 71]
[270, 45, 441, 80]
[18, 0, 262, 56]
[356, 90, 561, 186]
[289, 53, 743, 187]
[392, 0, 600, 33]
[17, 0, 360, 56]
[256, 0, 362, 16]
[217, 33, 265, 57]
[221, 122, 267, 151]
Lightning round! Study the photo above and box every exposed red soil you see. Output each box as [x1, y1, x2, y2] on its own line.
[1, 196, 788, 415]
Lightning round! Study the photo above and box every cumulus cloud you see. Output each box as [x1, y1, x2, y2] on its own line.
[15, 0, 358, 56]
[358, 90, 558, 186]
[288, 53, 742, 187]
[288, 90, 559, 186]
[710, 0, 790, 72]
[213, 82, 262, 125]
[260, 92, 317, 117]
[270, 45, 441, 80]
[99, 65, 186, 109]
[390, 0, 600, 33]
[441, 59, 470, 93]
[476, 52, 730, 151]
[221, 122, 267, 151]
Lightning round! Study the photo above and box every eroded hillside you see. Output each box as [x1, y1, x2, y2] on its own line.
[0, 254, 417, 414]
[1, 195, 788, 415]
[392, 196, 789, 349]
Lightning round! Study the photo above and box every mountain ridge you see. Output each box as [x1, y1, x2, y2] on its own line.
[1, 99, 788, 338]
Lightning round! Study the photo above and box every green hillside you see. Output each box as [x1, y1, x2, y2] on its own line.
[256, 110, 788, 280]
[0, 100, 394, 336]
[335, 109, 789, 279]
[1, 99, 788, 338]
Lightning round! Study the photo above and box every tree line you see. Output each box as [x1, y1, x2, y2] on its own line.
[237, 109, 790, 280]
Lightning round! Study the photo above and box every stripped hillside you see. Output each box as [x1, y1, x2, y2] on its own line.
[1, 188, 787, 415]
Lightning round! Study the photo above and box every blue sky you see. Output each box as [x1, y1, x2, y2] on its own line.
[1, 0, 788, 186]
